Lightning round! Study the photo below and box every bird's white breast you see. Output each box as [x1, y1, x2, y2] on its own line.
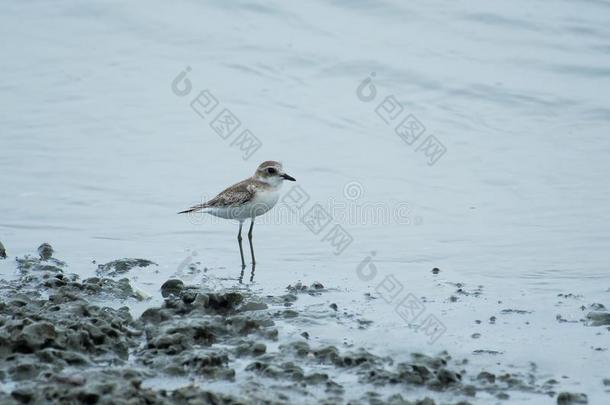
[250, 188, 280, 216]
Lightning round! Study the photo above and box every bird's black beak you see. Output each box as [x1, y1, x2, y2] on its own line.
[281, 173, 296, 181]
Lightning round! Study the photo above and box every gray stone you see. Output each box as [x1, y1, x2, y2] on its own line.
[557, 392, 588, 404]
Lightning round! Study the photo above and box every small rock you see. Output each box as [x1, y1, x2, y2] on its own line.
[301, 331, 310, 340]
[357, 319, 373, 329]
[428, 368, 462, 390]
[436, 368, 461, 385]
[282, 309, 299, 318]
[0, 241, 6, 259]
[587, 303, 606, 311]
[20, 321, 57, 350]
[477, 371, 495, 383]
[462, 384, 476, 396]
[473, 349, 503, 355]
[432, 267, 440, 274]
[38, 243, 54, 260]
[557, 392, 588, 404]
[140, 307, 169, 324]
[252, 342, 266, 355]
[585, 311, 610, 326]
[287, 282, 307, 292]
[9, 360, 48, 380]
[603, 378, 610, 386]
[160, 279, 185, 298]
[471, 333, 481, 339]
[545, 379, 559, 386]
[82, 277, 142, 300]
[330, 303, 338, 311]
[241, 301, 268, 311]
[236, 342, 267, 357]
[180, 290, 198, 304]
[500, 309, 532, 315]
[97, 258, 157, 276]
[53, 373, 87, 386]
[304, 373, 329, 384]
[286, 281, 326, 295]
[11, 388, 33, 403]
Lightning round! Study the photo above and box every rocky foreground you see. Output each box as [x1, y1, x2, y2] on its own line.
[0, 244, 599, 404]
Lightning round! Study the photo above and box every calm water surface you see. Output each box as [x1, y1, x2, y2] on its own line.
[1, 0, 609, 402]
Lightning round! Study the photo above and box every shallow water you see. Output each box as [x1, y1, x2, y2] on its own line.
[1, 0, 609, 402]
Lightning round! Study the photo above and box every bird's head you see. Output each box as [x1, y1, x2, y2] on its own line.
[254, 161, 296, 186]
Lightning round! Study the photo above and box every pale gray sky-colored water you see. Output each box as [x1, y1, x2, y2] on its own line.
[1, 0, 609, 402]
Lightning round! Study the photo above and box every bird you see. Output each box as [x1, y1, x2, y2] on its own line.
[178, 161, 296, 268]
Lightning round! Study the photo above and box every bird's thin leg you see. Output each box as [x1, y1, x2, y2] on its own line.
[247, 219, 256, 266]
[238, 267, 244, 284]
[237, 221, 246, 269]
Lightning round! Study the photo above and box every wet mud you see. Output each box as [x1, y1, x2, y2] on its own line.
[0, 244, 598, 404]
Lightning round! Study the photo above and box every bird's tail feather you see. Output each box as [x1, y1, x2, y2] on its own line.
[178, 204, 205, 214]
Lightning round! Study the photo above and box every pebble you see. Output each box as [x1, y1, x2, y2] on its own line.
[97, 258, 157, 276]
[160, 279, 185, 297]
[37, 243, 54, 260]
[557, 392, 588, 404]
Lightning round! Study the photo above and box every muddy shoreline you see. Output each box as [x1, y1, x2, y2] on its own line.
[0, 244, 600, 404]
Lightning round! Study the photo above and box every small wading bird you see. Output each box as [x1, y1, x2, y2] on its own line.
[178, 161, 296, 269]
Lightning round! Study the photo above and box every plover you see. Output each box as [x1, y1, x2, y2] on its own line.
[179, 161, 296, 268]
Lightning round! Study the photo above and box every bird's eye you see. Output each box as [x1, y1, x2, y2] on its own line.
[267, 168, 277, 175]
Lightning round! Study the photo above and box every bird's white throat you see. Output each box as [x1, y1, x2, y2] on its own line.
[255, 175, 284, 189]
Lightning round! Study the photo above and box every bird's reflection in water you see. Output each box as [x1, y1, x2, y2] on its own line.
[238, 264, 255, 284]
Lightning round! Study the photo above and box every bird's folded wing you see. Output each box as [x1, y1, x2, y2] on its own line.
[178, 179, 257, 214]
[203, 180, 256, 208]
